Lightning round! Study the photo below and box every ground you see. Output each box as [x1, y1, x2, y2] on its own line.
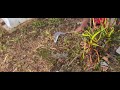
[0, 18, 120, 72]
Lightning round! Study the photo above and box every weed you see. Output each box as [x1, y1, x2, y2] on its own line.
[36, 48, 51, 60]
[0, 43, 7, 53]
[0, 30, 4, 37]
[32, 20, 47, 28]
[47, 18, 62, 25]
[9, 36, 21, 43]
[79, 18, 116, 70]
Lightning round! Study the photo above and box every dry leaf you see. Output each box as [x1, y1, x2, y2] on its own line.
[106, 53, 111, 58]
[102, 56, 110, 64]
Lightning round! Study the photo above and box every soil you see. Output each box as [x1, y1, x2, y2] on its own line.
[0, 18, 120, 72]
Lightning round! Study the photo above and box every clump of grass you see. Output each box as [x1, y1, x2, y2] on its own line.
[32, 18, 62, 29]
[0, 30, 4, 37]
[47, 18, 62, 25]
[20, 28, 28, 35]
[9, 36, 21, 43]
[63, 33, 82, 58]
[36, 48, 51, 60]
[43, 30, 51, 36]
[111, 29, 120, 45]
[36, 47, 58, 65]
[32, 20, 47, 28]
[0, 43, 7, 53]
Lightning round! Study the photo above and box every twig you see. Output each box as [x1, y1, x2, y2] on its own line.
[3, 54, 9, 63]
[93, 49, 100, 63]
[67, 54, 80, 67]
[89, 54, 93, 64]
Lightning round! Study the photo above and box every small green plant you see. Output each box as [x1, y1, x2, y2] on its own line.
[0, 43, 7, 53]
[32, 20, 47, 28]
[80, 18, 116, 70]
[37, 48, 51, 60]
[48, 18, 61, 25]
[9, 36, 21, 43]
[0, 30, 4, 37]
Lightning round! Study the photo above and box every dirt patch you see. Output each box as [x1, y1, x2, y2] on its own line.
[0, 18, 120, 72]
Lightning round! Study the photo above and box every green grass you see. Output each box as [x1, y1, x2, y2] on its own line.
[0, 43, 7, 53]
[32, 18, 62, 28]
[0, 30, 4, 37]
[1, 18, 119, 72]
[9, 36, 21, 43]
[32, 20, 47, 28]
[47, 18, 62, 25]
[36, 48, 51, 60]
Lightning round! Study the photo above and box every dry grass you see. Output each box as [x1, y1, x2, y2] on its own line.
[0, 18, 119, 72]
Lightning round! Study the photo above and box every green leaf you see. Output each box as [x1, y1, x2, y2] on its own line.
[105, 38, 111, 45]
[86, 31, 92, 37]
[82, 30, 92, 38]
[92, 30, 101, 41]
[108, 29, 114, 37]
[82, 33, 90, 37]
[91, 43, 99, 47]
[96, 32, 102, 42]
[82, 52, 85, 60]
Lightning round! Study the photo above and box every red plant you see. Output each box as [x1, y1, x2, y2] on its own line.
[93, 18, 107, 28]
[93, 18, 107, 24]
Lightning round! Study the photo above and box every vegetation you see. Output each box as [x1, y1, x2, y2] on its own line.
[0, 18, 120, 72]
